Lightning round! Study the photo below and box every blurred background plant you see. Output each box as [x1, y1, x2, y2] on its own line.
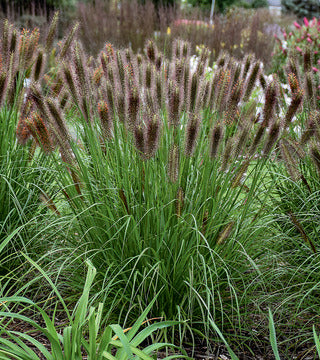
[281, 0, 320, 19]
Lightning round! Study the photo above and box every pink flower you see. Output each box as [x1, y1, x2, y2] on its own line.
[314, 51, 318, 54]
[311, 18, 317, 27]
[296, 46, 302, 52]
[303, 17, 309, 27]
[283, 31, 287, 39]
[294, 21, 301, 29]
[312, 67, 319, 72]
[289, 32, 293, 37]
[307, 37, 312, 43]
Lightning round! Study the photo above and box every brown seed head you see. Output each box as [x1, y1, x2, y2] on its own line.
[185, 114, 200, 157]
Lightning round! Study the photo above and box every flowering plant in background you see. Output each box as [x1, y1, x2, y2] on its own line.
[270, 16, 320, 106]
[271, 17, 320, 78]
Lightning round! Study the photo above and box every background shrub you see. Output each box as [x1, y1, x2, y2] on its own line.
[281, 0, 320, 19]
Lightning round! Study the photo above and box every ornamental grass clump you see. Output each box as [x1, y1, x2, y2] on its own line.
[13, 27, 302, 338]
[2, 13, 320, 354]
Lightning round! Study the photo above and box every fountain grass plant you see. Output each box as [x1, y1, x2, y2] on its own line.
[2, 13, 320, 356]
[13, 32, 291, 345]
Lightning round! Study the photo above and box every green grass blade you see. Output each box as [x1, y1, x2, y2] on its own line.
[313, 326, 320, 358]
[208, 319, 239, 360]
[268, 309, 281, 360]
[109, 325, 134, 360]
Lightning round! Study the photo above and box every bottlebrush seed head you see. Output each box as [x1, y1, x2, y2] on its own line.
[260, 73, 267, 90]
[155, 53, 163, 70]
[46, 97, 70, 145]
[116, 91, 126, 123]
[185, 113, 200, 157]
[189, 72, 198, 112]
[288, 73, 300, 94]
[2, 20, 9, 65]
[232, 63, 242, 87]
[202, 210, 209, 235]
[168, 144, 180, 183]
[300, 111, 319, 145]
[73, 41, 89, 97]
[80, 95, 90, 123]
[105, 43, 115, 61]
[116, 51, 125, 89]
[145, 39, 157, 62]
[33, 49, 46, 82]
[263, 120, 280, 156]
[221, 140, 233, 172]
[59, 23, 79, 59]
[146, 89, 157, 114]
[183, 62, 190, 105]
[52, 76, 63, 96]
[243, 62, 260, 102]
[262, 81, 277, 127]
[145, 114, 160, 158]
[249, 124, 265, 156]
[145, 62, 153, 88]
[125, 48, 132, 64]
[169, 81, 180, 127]
[234, 126, 249, 159]
[174, 59, 185, 85]
[134, 125, 145, 156]
[311, 145, 320, 174]
[216, 221, 234, 245]
[107, 64, 115, 86]
[63, 63, 80, 104]
[172, 39, 182, 60]
[29, 83, 48, 118]
[176, 187, 184, 218]
[228, 79, 243, 109]
[284, 88, 303, 128]
[59, 91, 69, 110]
[243, 53, 254, 77]
[0, 71, 7, 106]
[16, 117, 31, 145]
[182, 41, 190, 58]
[210, 124, 222, 158]
[216, 69, 231, 113]
[20, 28, 40, 69]
[9, 28, 17, 54]
[305, 71, 316, 107]
[98, 101, 112, 139]
[32, 112, 53, 153]
[280, 141, 299, 181]
[287, 57, 300, 83]
[106, 81, 115, 114]
[45, 11, 59, 52]
[127, 84, 140, 128]
[232, 159, 250, 188]
[303, 48, 312, 72]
